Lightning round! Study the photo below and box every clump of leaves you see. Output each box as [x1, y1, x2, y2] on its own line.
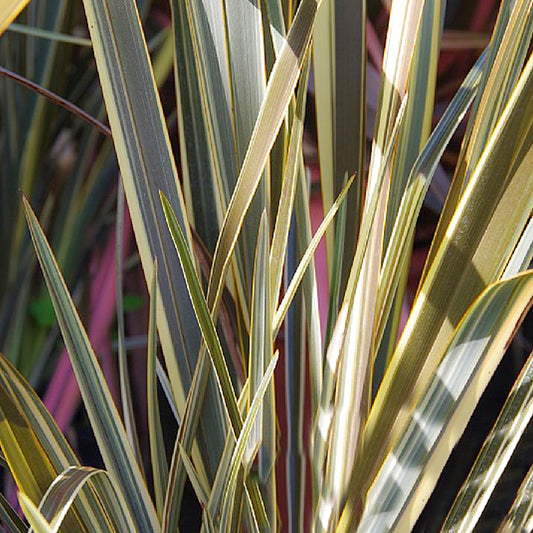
[1, 0, 533, 532]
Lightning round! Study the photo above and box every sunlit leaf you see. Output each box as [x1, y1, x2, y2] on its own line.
[442, 346, 533, 532]
[0, 0, 31, 36]
[355, 272, 533, 532]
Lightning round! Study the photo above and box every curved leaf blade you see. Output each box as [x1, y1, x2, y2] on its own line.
[442, 346, 533, 532]
[355, 272, 533, 532]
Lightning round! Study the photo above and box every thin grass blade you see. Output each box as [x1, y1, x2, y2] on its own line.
[270, 56, 310, 310]
[147, 263, 169, 518]
[251, 214, 276, 526]
[5, 23, 92, 46]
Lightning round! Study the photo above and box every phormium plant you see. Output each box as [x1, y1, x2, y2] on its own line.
[1, 0, 533, 532]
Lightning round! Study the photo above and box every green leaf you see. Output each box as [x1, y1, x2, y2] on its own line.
[377, 0, 444, 371]
[425, 0, 533, 276]
[313, 0, 366, 292]
[170, 0, 221, 254]
[442, 346, 533, 531]
[375, 47, 486, 350]
[323, 0, 426, 520]
[219, 353, 279, 531]
[342, 43, 533, 530]
[146, 263, 169, 518]
[160, 192, 240, 440]
[206, 0, 322, 317]
[81, 0, 201, 429]
[312, 92, 408, 527]
[23, 197, 159, 532]
[249, 213, 276, 526]
[270, 56, 310, 311]
[160, 192, 268, 530]
[354, 271, 533, 532]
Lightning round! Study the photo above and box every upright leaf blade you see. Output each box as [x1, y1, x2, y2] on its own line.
[342, 46, 533, 530]
[160, 193, 268, 530]
[442, 346, 533, 532]
[81, 0, 201, 426]
[206, 0, 322, 317]
[146, 264, 169, 518]
[23, 198, 159, 533]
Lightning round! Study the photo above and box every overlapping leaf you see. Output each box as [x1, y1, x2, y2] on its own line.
[353, 272, 533, 531]
[24, 198, 159, 532]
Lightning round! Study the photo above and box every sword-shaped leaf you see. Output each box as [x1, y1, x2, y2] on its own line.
[146, 264, 169, 518]
[219, 353, 279, 531]
[442, 346, 533, 532]
[23, 197, 159, 532]
[80, 0, 200, 425]
[206, 0, 323, 317]
[497, 463, 533, 532]
[354, 272, 533, 532]
[342, 44, 533, 530]
[160, 193, 268, 530]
